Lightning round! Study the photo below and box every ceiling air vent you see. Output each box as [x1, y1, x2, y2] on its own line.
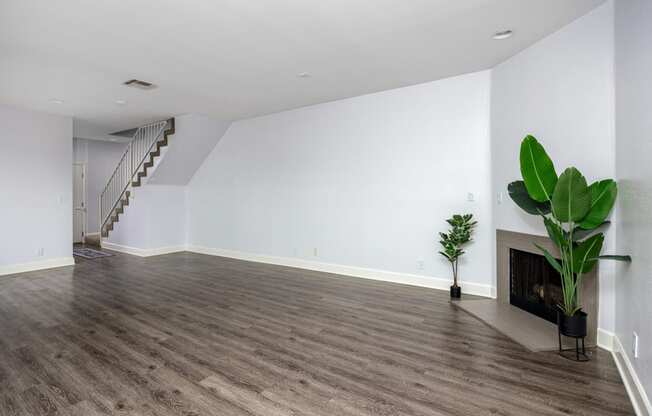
[123, 79, 157, 90]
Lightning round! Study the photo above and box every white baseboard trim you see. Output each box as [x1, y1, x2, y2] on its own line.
[611, 334, 651, 416]
[85, 232, 100, 238]
[101, 241, 186, 257]
[187, 246, 496, 298]
[0, 257, 75, 276]
[597, 328, 615, 351]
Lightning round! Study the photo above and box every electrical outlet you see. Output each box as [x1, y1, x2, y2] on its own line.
[633, 332, 639, 358]
[37, 248, 44, 257]
[467, 192, 475, 202]
[497, 192, 504, 204]
[416, 260, 424, 271]
[313, 247, 318, 257]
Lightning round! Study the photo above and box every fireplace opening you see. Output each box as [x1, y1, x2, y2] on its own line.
[509, 248, 563, 324]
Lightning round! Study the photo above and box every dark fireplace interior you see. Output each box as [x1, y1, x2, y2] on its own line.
[510, 248, 563, 324]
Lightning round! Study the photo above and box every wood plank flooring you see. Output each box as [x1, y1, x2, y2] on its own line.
[0, 251, 634, 415]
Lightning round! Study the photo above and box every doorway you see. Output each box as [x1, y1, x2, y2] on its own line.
[73, 163, 86, 243]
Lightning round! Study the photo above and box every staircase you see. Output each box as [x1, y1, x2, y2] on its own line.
[100, 118, 175, 238]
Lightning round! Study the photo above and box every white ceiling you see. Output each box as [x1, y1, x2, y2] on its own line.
[1, 0, 605, 133]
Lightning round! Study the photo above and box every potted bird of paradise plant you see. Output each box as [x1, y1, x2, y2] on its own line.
[508, 135, 630, 341]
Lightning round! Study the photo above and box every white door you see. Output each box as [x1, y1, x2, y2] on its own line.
[73, 163, 86, 243]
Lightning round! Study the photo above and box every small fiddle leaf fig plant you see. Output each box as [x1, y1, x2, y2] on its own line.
[439, 214, 477, 288]
[508, 135, 631, 317]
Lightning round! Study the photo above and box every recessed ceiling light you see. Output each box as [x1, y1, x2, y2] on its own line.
[49, 98, 64, 104]
[493, 30, 513, 40]
[115, 99, 127, 105]
[297, 72, 311, 78]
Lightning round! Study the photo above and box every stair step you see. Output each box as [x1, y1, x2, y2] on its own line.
[151, 142, 166, 156]
[122, 191, 131, 205]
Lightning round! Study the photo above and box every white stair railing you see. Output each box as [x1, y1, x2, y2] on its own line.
[99, 119, 169, 233]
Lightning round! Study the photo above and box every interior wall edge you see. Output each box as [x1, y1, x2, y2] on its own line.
[612, 334, 652, 416]
[0, 257, 75, 277]
[186, 245, 497, 299]
[100, 241, 187, 258]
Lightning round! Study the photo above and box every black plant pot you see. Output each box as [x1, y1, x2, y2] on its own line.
[450, 285, 461, 299]
[557, 309, 587, 338]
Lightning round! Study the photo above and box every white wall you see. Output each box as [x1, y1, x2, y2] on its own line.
[614, 0, 652, 408]
[149, 114, 231, 185]
[0, 105, 73, 273]
[73, 138, 128, 234]
[73, 137, 88, 163]
[187, 71, 493, 293]
[106, 185, 187, 253]
[491, 3, 617, 331]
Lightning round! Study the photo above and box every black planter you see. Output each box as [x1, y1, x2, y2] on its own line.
[557, 309, 587, 338]
[450, 285, 461, 299]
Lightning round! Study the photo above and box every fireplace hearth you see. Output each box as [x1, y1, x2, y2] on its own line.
[509, 248, 562, 324]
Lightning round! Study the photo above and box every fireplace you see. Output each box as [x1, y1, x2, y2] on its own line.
[496, 229, 598, 347]
[509, 248, 563, 324]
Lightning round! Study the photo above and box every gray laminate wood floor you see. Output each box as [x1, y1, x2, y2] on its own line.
[0, 251, 634, 415]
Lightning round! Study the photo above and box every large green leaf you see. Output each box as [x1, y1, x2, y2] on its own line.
[519, 135, 558, 202]
[573, 221, 610, 241]
[534, 243, 563, 274]
[551, 167, 592, 223]
[579, 180, 618, 229]
[543, 216, 565, 249]
[572, 233, 604, 274]
[507, 181, 551, 215]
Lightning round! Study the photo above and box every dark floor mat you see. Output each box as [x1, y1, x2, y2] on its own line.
[73, 247, 114, 259]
